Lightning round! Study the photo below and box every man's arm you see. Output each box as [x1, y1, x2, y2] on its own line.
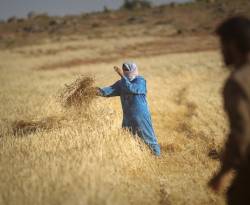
[209, 80, 250, 192]
[98, 81, 121, 97]
[222, 80, 250, 171]
[113, 65, 146, 95]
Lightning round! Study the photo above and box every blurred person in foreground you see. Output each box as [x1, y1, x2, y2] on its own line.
[97, 62, 161, 156]
[209, 16, 250, 204]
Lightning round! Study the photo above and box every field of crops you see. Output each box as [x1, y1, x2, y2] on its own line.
[0, 35, 230, 205]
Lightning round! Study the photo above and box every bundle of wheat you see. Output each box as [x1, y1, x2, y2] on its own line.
[60, 76, 98, 108]
[12, 116, 63, 136]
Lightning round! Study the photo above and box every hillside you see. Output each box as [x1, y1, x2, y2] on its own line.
[0, 0, 250, 49]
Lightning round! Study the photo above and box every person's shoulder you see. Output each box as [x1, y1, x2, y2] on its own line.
[134, 76, 146, 82]
[223, 76, 245, 100]
[228, 66, 250, 99]
[224, 77, 240, 92]
[233, 65, 250, 82]
[233, 66, 250, 93]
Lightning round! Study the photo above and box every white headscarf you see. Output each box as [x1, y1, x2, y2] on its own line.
[122, 62, 139, 81]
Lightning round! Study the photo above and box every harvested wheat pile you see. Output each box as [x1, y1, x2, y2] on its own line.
[12, 116, 64, 136]
[59, 76, 97, 108]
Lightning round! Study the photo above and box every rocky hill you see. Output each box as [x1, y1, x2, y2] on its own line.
[0, 0, 249, 49]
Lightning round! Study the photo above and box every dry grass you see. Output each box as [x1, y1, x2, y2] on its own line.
[59, 76, 97, 108]
[0, 35, 230, 205]
[12, 116, 64, 136]
[37, 36, 217, 70]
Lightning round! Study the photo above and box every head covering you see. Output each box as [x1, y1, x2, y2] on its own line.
[122, 62, 139, 81]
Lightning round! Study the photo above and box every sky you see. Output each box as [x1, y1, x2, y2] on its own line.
[0, 0, 192, 20]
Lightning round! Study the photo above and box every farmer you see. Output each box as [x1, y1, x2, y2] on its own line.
[98, 62, 161, 156]
[208, 16, 250, 205]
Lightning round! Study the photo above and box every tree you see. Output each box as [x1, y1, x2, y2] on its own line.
[121, 0, 152, 10]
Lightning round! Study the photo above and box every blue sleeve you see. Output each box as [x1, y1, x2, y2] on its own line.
[100, 81, 121, 97]
[120, 77, 146, 94]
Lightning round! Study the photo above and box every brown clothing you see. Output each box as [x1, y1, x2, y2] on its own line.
[221, 64, 250, 205]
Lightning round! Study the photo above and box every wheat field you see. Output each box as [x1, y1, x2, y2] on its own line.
[0, 35, 230, 205]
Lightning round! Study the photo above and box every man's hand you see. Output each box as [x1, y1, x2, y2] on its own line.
[114, 66, 124, 78]
[95, 87, 103, 96]
[209, 173, 225, 193]
[208, 169, 232, 193]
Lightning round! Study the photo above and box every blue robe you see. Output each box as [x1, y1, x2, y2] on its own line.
[100, 76, 161, 156]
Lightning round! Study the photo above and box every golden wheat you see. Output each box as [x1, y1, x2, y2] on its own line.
[0, 36, 229, 205]
[59, 75, 97, 108]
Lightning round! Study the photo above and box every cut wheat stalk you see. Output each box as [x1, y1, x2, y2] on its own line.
[59, 75, 98, 108]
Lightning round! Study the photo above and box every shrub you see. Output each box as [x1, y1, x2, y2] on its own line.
[121, 0, 152, 10]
